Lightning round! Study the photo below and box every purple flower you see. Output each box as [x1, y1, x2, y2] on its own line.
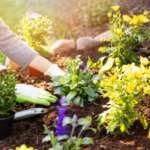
[60, 96, 66, 104]
[72, 114, 78, 127]
[79, 63, 87, 70]
[27, 12, 40, 20]
[55, 106, 70, 136]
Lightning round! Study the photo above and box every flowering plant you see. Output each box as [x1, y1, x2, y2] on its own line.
[99, 5, 150, 65]
[20, 12, 52, 57]
[97, 56, 150, 134]
[48, 55, 102, 107]
[0, 68, 18, 117]
[42, 98, 96, 150]
[9, 144, 38, 150]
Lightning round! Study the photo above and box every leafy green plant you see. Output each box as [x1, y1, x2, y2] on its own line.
[0, 68, 18, 117]
[43, 102, 96, 150]
[99, 6, 150, 65]
[48, 55, 102, 107]
[78, 0, 117, 26]
[19, 12, 52, 57]
[97, 57, 150, 134]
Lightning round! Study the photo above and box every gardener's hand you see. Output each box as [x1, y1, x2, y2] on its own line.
[44, 64, 65, 76]
[15, 84, 57, 102]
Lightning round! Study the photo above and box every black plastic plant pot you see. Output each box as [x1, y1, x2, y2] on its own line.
[0, 112, 15, 139]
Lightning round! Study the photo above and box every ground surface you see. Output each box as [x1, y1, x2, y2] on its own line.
[0, 43, 150, 150]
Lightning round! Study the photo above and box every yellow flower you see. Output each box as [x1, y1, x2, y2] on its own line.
[101, 38, 104, 42]
[122, 64, 130, 72]
[100, 58, 114, 72]
[134, 25, 138, 29]
[123, 15, 131, 22]
[132, 66, 142, 77]
[138, 15, 150, 23]
[144, 85, 150, 94]
[125, 69, 132, 77]
[99, 70, 104, 75]
[93, 80, 98, 84]
[119, 18, 122, 22]
[115, 57, 120, 63]
[144, 10, 149, 16]
[140, 56, 150, 66]
[148, 130, 150, 139]
[108, 13, 112, 18]
[110, 76, 117, 82]
[140, 64, 147, 73]
[116, 29, 124, 36]
[11, 144, 38, 150]
[145, 69, 150, 78]
[100, 81, 105, 87]
[112, 5, 120, 11]
[127, 84, 135, 94]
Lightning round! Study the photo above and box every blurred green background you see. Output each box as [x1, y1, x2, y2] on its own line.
[0, 0, 78, 64]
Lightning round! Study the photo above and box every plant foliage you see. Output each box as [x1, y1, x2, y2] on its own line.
[48, 55, 102, 107]
[97, 57, 150, 134]
[99, 6, 150, 65]
[0, 69, 18, 116]
[20, 12, 52, 57]
[78, 0, 117, 26]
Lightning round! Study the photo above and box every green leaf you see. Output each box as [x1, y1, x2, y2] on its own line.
[84, 87, 97, 97]
[65, 91, 77, 103]
[88, 94, 99, 102]
[78, 116, 92, 126]
[57, 135, 69, 141]
[92, 74, 103, 80]
[42, 135, 51, 143]
[130, 51, 139, 63]
[85, 127, 97, 133]
[51, 76, 62, 82]
[82, 137, 94, 145]
[54, 87, 65, 95]
[62, 117, 73, 126]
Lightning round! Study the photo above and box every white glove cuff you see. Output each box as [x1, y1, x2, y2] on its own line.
[44, 64, 65, 76]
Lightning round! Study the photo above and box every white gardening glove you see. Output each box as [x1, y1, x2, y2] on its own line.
[0, 65, 7, 70]
[15, 84, 57, 105]
[44, 64, 65, 76]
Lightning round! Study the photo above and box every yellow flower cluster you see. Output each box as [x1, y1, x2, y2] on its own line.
[123, 14, 150, 25]
[127, 84, 135, 94]
[9, 144, 38, 150]
[122, 56, 150, 78]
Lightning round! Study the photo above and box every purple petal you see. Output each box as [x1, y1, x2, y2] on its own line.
[60, 96, 66, 104]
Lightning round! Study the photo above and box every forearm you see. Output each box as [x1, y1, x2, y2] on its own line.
[29, 55, 53, 73]
[0, 18, 38, 69]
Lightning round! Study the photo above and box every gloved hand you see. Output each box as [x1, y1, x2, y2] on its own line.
[15, 84, 58, 105]
[44, 64, 65, 76]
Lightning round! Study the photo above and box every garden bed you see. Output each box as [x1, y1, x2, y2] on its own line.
[0, 44, 150, 150]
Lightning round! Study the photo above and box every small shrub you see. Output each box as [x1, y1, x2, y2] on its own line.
[97, 57, 150, 134]
[78, 0, 117, 26]
[99, 6, 150, 65]
[20, 12, 52, 57]
[0, 68, 18, 117]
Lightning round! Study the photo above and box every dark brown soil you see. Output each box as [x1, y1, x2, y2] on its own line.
[1, 43, 150, 150]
